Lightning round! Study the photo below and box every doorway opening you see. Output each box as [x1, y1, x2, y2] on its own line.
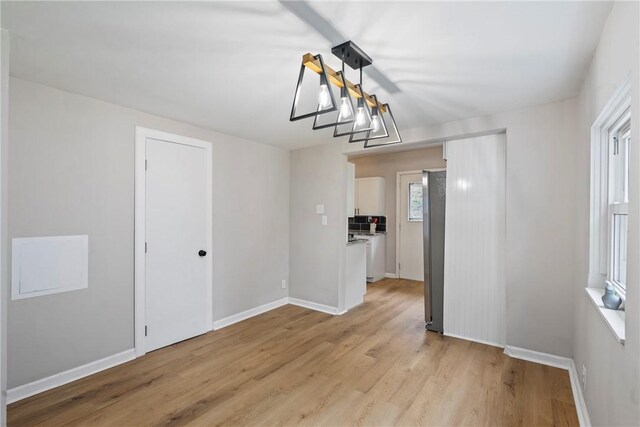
[346, 147, 447, 332]
[396, 170, 426, 281]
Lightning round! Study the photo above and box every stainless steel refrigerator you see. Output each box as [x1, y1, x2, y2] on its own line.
[422, 170, 446, 333]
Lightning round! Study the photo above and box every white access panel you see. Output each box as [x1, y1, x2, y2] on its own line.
[11, 235, 89, 300]
[443, 134, 506, 347]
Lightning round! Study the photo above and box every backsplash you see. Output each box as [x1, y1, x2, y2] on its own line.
[349, 215, 386, 233]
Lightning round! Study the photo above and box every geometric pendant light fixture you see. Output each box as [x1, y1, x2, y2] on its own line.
[334, 84, 374, 137]
[336, 59, 374, 137]
[349, 94, 388, 143]
[290, 54, 337, 121]
[364, 103, 402, 148]
[312, 70, 355, 130]
[289, 40, 402, 148]
[312, 47, 357, 130]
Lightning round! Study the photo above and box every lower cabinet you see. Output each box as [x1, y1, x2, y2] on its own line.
[365, 234, 386, 282]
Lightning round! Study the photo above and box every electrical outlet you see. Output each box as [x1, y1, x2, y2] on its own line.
[321, 215, 328, 226]
[581, 364, 587, 391]
[281, 279, 287, 289]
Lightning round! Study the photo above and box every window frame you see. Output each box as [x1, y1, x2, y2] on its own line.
[607, 114, 630, 298]
[589, 77, 631, 298]
[588, 77, 631, 288]
[587, 77, 632, 345]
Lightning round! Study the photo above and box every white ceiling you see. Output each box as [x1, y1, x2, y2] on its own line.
[2, 1, 612, 149]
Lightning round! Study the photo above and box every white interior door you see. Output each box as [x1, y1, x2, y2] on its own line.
[398, 173, 424, 281]
[145, 137, 211, 352]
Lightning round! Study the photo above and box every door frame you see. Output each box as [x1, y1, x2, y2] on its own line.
[395, 169, 445, 279]
[134, 126, 213, 357]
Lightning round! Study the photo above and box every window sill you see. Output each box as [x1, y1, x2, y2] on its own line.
[585, 287, 625, 344]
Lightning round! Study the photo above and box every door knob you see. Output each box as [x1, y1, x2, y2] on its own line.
[198, 250, 207, 257]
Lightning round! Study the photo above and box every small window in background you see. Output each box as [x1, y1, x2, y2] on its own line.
[408, 182, 423, 221]
[608, 116, 630, 294]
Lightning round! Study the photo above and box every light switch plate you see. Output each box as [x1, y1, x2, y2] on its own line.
[321, 215, 328, 226]
[316, 204, 325, 214]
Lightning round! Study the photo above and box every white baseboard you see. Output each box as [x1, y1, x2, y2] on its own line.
[385, 272, 398, 279]
[213, 296, 342, 329]
[504, 345, 590, 426]
[7, 349, 135, 404]
[288, 297, 339, 315]
[444, 332, 505, 349]
[213, 296, 342, 323]
[569, 360, 591, 427]
[213, 297, 289, 330]
[503, 345, 571, 370]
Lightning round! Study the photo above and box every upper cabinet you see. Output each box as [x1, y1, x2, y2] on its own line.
[356, 177, 385, 216]
[346, 163, 356, 218]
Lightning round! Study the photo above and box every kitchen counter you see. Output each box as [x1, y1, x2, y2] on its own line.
[350, 231, 386, 236]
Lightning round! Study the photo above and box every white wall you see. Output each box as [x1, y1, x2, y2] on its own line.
[7, 78, 290, 390]
[573, 2, 640, 425]
[349, 146, 446, 274]
[289, 143, 347, 309]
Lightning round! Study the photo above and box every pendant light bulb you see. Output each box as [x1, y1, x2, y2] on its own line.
[339, 97, 352, 119]
[356, 107, 366, 125]
[371, 115, 380, 132]
[318, 84, 331, 109]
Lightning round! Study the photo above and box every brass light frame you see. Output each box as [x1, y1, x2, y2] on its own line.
[300, 53, 387, 113]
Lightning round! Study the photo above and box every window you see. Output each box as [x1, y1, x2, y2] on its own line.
[408, 182, 422, 221]
[587, 79, 630, 344]
[589, 77, 631, 302]
[608, 115, 630, 295]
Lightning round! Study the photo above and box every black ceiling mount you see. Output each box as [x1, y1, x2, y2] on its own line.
[331, 41, 372, 70]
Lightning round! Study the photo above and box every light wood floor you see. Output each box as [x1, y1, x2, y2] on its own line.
[9, 278, 578, 426]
